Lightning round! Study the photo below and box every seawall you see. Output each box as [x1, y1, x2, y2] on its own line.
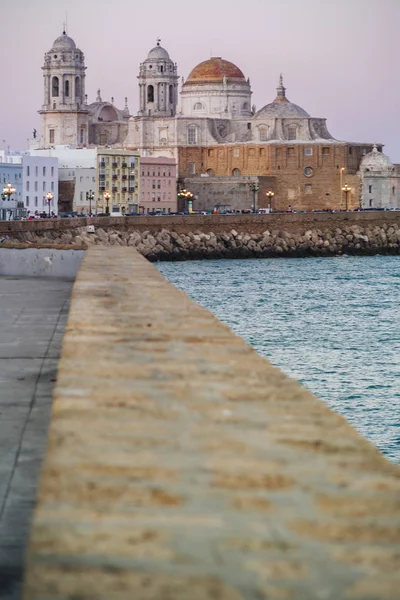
[23, 246, 400, 599]
[3, 213, 400, 261]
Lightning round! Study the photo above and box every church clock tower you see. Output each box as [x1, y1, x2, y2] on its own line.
[138, 40, 179, 117]
[39, 31, 89, 147]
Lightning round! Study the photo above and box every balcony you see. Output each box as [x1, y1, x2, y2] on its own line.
[112, 186, 118, 192]
[112, 162, 118, 168]
[99, 185, 106, 192]
[99, 162, 106, 168]
[122, 175, 127, 180]
[122, 187, 127, 193]
[122, 162, 128, 168]
[128, 187, 135, 193]
[129, 174, 135, 180]
[99, 174, 106, 180]
[112, 175, 118, 180]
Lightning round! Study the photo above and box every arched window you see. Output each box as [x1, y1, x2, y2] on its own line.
[75, 77, 80, 98]
[288, 125, 297, 140]
[232, 168, 241, 177]
[169, 85, 173, 105]
[147, 85, 154, 103]
[206, 168, 215, 176]
[194, 102, 204, 111]
[259, 126, 269, 142]
[65, 80, 70, 97]
[242, 102, 249, 111]
[52, 76, 59, 97]
[187, 127, 197, 145]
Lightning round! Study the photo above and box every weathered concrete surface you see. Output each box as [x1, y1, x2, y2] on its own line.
[23, 247, 400, 600]
[0, 277, 73, 600]
[0, 248, 84, 278]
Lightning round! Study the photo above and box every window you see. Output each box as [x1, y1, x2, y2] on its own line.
[369, 185, 372, 193]
[34, 196, 38, 207]
[304, 148, 313, 156]
[80, 129, 84, 144]
[392, 186, 395, 196]
[51, 181, 54, 191]
[43, 181, 45, 191]
[207, 149, 214, 157]
[305, 184, 312, 193]
[26, 166, 30, 176]
[147, 85, 154, 103]
[206, 168, 214, 176]
[26, 181, 29, 191]
[65, 80, 70, 97]
[288, 126, 296, 140]
[247, 123, 251, 130]
[152, 193, 155, 201]
[26, 196, 29, 206]
[75, 76, 80, 98]
[188, 127, 197, 145]
[80, 191, 83, 201]
[322, 147, 330, 156]
[259, 127, 269, 142]
[362, 148, 367, 155]
[304, 167, 313, 177]
[287, 148, 295, 157]
[157, 180, 161, 189]
[43, 197, 46, 207]
[35, 166, 38, 176]
[34, 181, 38, 191]
[142, 169, 144, 176]
[157, 195, 161, 202]
[348, 147, 353, 155]
[188, 162, 196, 175]
[232, 168, 241, 177]
[43, 166, 46, 176]
[52, 76, 59, 97]
[152, 180, 156, 189]
[369, 199, 373, 207]
[233, 148, 239, 157]
[169, 85, 174, 105]
[194, 102, 204, 111]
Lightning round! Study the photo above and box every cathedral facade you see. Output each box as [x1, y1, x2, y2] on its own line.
[39, 32, 391, 211]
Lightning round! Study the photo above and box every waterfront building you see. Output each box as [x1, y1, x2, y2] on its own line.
[58, 167, 97, 214]
[36, 31, 398, 212]
[97, 149, 140, 214]
[359, 145, 400, 210]
[0, 155, 58, 217]
[139, 157, 177, 214]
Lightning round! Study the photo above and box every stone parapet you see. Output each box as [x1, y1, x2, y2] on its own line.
[23, 247, 400, 599]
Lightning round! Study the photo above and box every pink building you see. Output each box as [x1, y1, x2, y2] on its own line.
[139, 157, 177, 214]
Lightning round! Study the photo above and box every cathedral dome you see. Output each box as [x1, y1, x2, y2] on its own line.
[185, 57, 246, 85]
[255, 75, 310, 118]
[361, 145, 393, 172]
[147, 43, 170, 60]
[51, 31, 77, 51]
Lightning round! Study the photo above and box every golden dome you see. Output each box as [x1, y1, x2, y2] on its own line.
[185, 57, 246, 85]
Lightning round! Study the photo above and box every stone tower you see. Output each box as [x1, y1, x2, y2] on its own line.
[138, 40, 179, 117]
[39, 31, 89, 147]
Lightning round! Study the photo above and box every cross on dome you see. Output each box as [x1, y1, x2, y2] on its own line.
[275, 73, 288, 102]
[156, 37, 161, 46]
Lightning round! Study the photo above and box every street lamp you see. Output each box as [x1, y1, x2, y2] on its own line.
[3, 182, 16, 220]
[342, 184, 351, 211]
[266, 190, 275, 212]
[249, 182, 260, 213]
[86, 189, 94, 215]
[177, 188, 194, 213]
[104, 191, 111, 215]
[45, 192, 54, 217]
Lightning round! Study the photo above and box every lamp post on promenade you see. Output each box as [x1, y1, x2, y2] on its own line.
[340, 167, 345, 209]
[45, 192, 54, 217]
[2, 182, 16, 220]
[266, 190, 275, 213]
[249, 182, 260, 213]
[342, 184, 351, 211]
[87, 189, 94, 215]
[177, 188, 194, 213]
[104, 191, 111, 215]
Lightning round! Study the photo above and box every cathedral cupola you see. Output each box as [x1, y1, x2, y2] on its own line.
[137, 39, 179, 117]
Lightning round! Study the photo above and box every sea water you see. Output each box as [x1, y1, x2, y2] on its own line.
[158, 255, 400, 463]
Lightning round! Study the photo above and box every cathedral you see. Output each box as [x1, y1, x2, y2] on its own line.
[40, 31, 392, 211]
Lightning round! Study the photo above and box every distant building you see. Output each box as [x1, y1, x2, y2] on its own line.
[359, 145, 400, 210]
[58, 167, 97, 214]
[0, 155, 58, 218]
[139, 157, 177, 214]
[97, 149, 139, 214]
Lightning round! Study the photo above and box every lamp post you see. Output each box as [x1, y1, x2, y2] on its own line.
[87, 189, 94, 215]
[2, 182, 16, 220]
[342, 184, 351, 211]
[45, 192, 54, 218]
[340, 167, 345, 209]
[177, 188, 194, 213]
[104, 191, 111, 215]
[266, 190, 275, 213]
[249, 182, 260, 213]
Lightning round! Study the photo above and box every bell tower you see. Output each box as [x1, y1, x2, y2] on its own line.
[39, 31, 89, 147]
[138, 39, 179, 117]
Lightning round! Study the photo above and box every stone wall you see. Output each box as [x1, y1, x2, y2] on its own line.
[23, 247, 400, 599]
[3, 213, 400, 261]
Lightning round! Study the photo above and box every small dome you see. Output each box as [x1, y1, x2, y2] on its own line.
[52, 31, 76, 51]
[256, 75, 310, 118]
[185, 57, 246, 85]
[147, 44, 170, 60]
[361, 145, 393, 172]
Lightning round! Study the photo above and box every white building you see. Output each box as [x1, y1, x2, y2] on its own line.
[22, 156, 58, 215]
[59, 166, 97, 214]
[360, 145, 400, 210]
[0, 163, 22, 219]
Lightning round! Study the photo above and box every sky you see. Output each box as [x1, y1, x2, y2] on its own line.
[1, 0, 399, 160]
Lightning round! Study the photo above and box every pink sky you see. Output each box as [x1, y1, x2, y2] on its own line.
[2, 0, 399, 161]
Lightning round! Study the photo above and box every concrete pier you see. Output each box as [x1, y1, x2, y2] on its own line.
[0, 276, 73, 600]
